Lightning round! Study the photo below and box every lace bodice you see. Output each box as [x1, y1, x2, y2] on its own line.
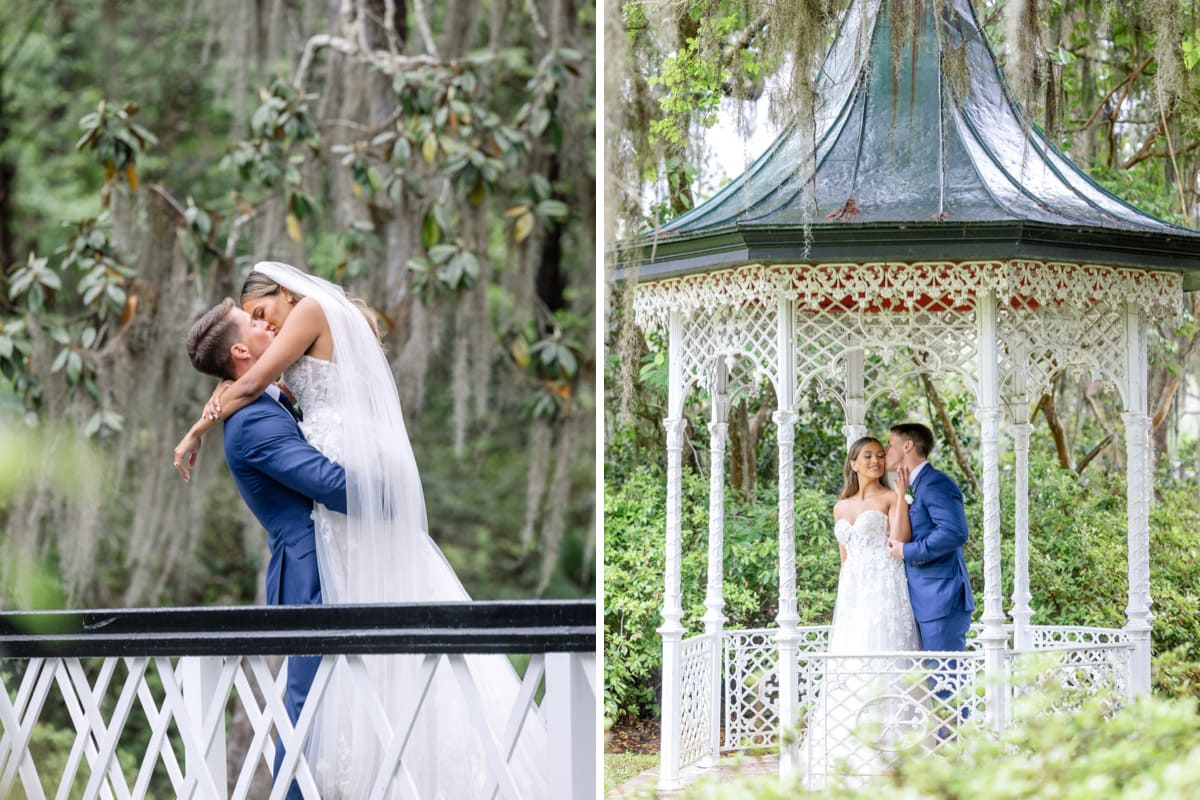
[834, 509, 892, 560]
[284, 356, 343, 462]
[828, 509, 919, 654]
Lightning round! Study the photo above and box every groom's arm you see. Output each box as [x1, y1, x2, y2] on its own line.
[236, 407, 348, 513]
[903, 475, 968, 564]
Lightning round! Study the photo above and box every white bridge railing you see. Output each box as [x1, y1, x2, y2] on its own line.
[0, 601, 595, 800]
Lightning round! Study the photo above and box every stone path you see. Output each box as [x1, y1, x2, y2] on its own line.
[606, 754, 780, 798]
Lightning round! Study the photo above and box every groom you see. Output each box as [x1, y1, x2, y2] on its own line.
[884, 422, 975, 652]
[179, 298, 346, 798]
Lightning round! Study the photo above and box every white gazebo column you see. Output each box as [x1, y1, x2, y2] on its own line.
[1010, 406, 1034, 651]
[976, 290, 1007, 729]
[843, 346, 867, 449]
[842, 344, 867, 449]
[701, 361, 730, 766]
[1122, 302, 1153, 695]
[658, 310, 687, 791]
[1009, 341, 1034, 651]
[774, 296, 801, 779]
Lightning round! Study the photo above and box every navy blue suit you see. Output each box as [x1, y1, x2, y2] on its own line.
[900, 464, 975, 651]
[223, 392, 346, 798]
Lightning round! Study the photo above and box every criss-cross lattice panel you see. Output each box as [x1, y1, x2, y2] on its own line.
[804, 310, 981, 412]
[678, 634, 713, 768]
[722, 627, 831, 751]
[998, 296, 1126, 402]
[785, 272, 980, 410]
[0, 652, 548, 800]
[1006, 643, 1131, 717]
[723, 630, 780, 750]
[794, 650, 985, 789]
[632, 261, 1180, 413]
[679, 300, 779, 400]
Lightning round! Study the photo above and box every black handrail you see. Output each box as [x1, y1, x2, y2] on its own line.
[0, 601, 595, 658]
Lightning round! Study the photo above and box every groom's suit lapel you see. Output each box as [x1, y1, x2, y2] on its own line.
[911, 464, 933, 495]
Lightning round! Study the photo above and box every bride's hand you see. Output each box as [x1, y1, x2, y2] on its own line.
[893, 465, 910, 500]
[173, 430, 203, 482]
[203, 380, 233, 421]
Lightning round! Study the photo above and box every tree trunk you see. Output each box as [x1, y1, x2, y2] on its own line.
[1036, 374, 1073, 470]
[727, 390, 774, 499]
[919, 373, 980, 493]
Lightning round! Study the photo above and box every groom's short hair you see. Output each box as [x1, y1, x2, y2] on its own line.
[186, 298, 240, 380]
[890, 422, 935, 457]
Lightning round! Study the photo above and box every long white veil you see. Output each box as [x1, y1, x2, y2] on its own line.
[253, 261, 546, 798]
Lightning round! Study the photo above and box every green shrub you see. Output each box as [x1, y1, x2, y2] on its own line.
[603, 464, 842, 722]
[677, 687, 1200, 799]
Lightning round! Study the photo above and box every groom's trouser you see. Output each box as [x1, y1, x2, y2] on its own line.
[273, 548, 323, 800]
[917, 610, 972, 720]
[276, 655, 320, 799]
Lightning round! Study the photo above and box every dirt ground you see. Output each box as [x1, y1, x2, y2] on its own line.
[606, 715, 661, 753]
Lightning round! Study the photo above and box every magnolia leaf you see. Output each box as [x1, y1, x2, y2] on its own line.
[421, 212, 441, 249]
[468, 180, 486, 206]
[286, 213, 303, 243]
[514, 211, 535, 243]
[510, 336, 530, 368]
[422, 133, 438, 163]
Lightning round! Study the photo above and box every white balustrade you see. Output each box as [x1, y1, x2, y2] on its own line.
[0, 603, 594, 800]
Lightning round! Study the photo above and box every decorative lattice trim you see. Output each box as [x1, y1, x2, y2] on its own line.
[633, 261, 1181, 334]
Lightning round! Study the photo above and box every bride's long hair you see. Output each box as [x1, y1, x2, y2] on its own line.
[838, 436, 890, 499]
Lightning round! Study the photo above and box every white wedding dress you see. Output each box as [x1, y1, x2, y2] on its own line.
[798, 509, 922, 789]
[257, 255, 546, 800]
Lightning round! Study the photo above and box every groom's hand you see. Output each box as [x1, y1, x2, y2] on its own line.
[885, 538, 905, 560]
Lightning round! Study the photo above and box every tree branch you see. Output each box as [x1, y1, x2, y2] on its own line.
[1034, 374, 1072, 470]
[412, 0, 441, 56]
[1076, 432, 1114, 474]
[919, 373, 980, 494]
[1122, 138, 1200, 170]
[1151, 295, 1200, 433]
[1070, 56, 1152, 133]
[293, 34, 440, 89]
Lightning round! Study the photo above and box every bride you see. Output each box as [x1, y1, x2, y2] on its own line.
[174, 261, 545, 798]
[798, 436, 921, 789]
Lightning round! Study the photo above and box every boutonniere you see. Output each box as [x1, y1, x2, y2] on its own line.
[904, 492, 914, 506]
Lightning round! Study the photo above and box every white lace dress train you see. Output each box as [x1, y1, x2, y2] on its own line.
[286, 356, 546, 799]
[798, 509, 922, 789]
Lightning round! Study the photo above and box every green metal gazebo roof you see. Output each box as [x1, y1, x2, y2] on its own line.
[618, 0, 1200, 289]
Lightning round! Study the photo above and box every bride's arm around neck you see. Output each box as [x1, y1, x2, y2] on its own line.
[216, 298, 328, 420]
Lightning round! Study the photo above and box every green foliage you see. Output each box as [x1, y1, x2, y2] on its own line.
[75, 100, 157, 202]
[674, 687, 1200, 798]
[647, 14, 742, 145]
[603, 464, 841, 721]
[4, 211, 131, 434]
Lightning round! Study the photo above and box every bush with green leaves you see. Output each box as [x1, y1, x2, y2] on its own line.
[673, 682, 1200, 799]
[604, 464, 843, 722]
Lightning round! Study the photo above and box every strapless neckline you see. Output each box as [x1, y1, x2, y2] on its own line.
[836, 508, 887, 528]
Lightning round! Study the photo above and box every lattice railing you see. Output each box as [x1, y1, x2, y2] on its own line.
[723, 627, 830, 750]
[796, 650, 985, 790]
[678, 634, 713, 767]
[1006, 643, 1133, 715]
[0, 602, 595, 800]
[721, 623, 1130, 786]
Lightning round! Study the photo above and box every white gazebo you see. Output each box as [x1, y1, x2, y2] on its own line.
[614, 0, 1199, 791]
